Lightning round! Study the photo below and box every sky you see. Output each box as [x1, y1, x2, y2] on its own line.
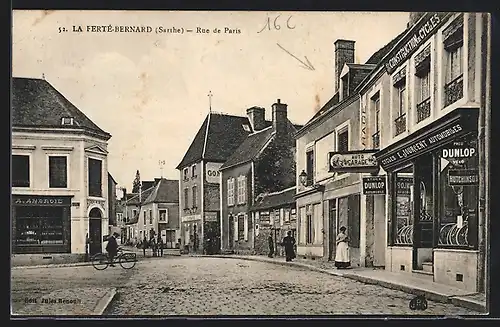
[12, 10, 409, 190]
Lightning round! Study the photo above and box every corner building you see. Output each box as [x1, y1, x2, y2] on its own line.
[370, 12, 490, 293]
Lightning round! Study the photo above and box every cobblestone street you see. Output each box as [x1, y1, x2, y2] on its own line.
[108, 257, 478, 316]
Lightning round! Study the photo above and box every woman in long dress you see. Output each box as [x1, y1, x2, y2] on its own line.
[335, 226, 350, 269]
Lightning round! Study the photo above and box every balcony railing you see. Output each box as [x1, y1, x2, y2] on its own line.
[416, 97, 431, 123]
[444, 74, 464, 107]
[372, 131, 380, 149]
[394, 113, 406, 136]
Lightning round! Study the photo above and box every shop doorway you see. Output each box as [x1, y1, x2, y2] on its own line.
[412, 154, 435, 273]
[328, 199, 337, 261]
[89, 208, 102, 255]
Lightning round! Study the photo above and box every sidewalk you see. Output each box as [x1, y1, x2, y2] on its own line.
[195, 254, 487, 313]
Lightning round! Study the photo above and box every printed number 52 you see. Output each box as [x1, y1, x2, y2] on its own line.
[257, 15, 295, 33]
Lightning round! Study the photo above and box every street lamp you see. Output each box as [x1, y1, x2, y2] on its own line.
[299, 170, 308, 186]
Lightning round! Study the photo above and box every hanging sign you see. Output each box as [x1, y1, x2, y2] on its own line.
[328, 150, 379, 173]
[448, 169, 479, 186]
[362, 176, 386, 195]
[204, 212, 218, 222]
[205, 162, 223, 184]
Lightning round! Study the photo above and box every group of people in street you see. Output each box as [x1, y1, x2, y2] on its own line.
[267, 226, 351, 269]
[138, 234, 164, 257]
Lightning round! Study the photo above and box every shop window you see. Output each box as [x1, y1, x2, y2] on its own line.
[305, 205, 313, 244]
[15, 206, 65, 247]
[192, 185, 197, 208]
[415, 45, 431, 123]
[49, 156, 68, 188]
[443, 14, 464, 107]
[392, 67, 407, 136]
[237, 214, 245, 241]
[393, 166, 414, 245]
[371, 93, 381, 148]
[183, 188, 189, 209]
[438, 134, 478, 248]
[88, 158, 102, 197]
[305, 149, 314, 186]
[12, 155, 30, 187]
[159, 209, 168, 222]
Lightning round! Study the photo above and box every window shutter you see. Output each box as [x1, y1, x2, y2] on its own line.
[243, 176, 247, 204]
[165, 209, 169, 223]
[234, 219, 238, 241]
[244, 214, 248, 241]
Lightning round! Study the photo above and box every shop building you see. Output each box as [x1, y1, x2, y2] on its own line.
[294, 36, 404, 266]
[12, 77, 112, 264]
[220, 100, 301, 254]
[176, 112, 255, 254]
[369, 12, 490, 293]
[250, 186, 297, 256]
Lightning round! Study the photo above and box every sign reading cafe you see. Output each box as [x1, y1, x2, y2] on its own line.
[328, 150, 379, 173]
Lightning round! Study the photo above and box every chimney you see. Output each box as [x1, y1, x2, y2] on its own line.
[154, 178, 161, 185]
[246, 106, 266, 131]
[408, 12, 426, 28]
[272, 99, 288, 139]
[334, 39, 355, 94]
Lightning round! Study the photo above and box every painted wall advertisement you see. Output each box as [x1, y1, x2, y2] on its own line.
[205, 162, 223, 184]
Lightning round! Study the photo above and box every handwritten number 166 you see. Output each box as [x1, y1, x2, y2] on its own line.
[258, 15, 295, 33]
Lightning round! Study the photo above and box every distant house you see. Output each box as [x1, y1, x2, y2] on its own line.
[123, 181, 156, 244]
[11, 77, 112, 264]
[176, 112, 259, 254]
[108, 173, 117, 234]
[140, 178, 180, 248]
[250, 186, 297, 256]
[219, 99, 302, 254]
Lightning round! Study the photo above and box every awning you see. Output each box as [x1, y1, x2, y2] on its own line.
[374, 108, 479, 171]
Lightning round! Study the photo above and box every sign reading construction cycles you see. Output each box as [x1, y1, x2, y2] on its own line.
[328, 150, 379, 173]
[385, 12, 451, 74]
[205, 162, 223, 184]
[448, 169, 479, 186]
[363, 176, 386, 195]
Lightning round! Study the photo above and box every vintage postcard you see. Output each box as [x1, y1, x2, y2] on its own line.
[11, 10, 491, 317]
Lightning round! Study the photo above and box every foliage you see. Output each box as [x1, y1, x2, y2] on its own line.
[254, 139, 296, 196]
[132, 170, 141, 193]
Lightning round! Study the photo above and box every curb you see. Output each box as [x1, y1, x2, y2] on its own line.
[203, 254, 486, 313]
[93, 288, 117, 315]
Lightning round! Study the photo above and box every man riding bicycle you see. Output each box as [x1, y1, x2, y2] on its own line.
[106, 232, 119, 267]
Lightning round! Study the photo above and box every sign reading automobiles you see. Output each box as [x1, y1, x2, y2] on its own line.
[205, 162, 223, 184]
[328, 150, 379, 173]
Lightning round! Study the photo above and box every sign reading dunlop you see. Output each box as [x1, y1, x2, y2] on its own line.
[363, 176, 386, 195]
[328, 150, 379, 173]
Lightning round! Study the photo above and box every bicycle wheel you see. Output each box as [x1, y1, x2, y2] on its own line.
[119, 253, 137, 269]
[91, 253, 109, 270]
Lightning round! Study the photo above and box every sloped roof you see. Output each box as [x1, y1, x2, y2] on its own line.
[176, 112, 256, 169]
[297, 28, 408, 135]
[12, 77, 111, 140]
[125, 186, 155, 205]
[143, 178, 179, 205]
[220, 127, 274, 170]
[250, 187, 296, 211]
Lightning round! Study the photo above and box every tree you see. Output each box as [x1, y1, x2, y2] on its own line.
[132, 170, 141, 193]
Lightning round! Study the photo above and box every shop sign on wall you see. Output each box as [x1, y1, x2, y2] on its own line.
[448, 169, 479, 186]
[328, 150, 379, 173]
[205, 162, 223, 184]
[13, 195, 71, 206]
[204, 212, 218, 222]
[362, 176, 386, 195]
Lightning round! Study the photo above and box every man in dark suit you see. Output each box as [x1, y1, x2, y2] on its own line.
[106, 232, 119, 267]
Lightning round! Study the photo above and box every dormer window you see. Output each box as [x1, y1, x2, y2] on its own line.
[61, 117, 74, 125]
[242, 124, 251, 132]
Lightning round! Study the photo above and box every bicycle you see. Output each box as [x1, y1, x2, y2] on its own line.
[91, 247, 137, 270]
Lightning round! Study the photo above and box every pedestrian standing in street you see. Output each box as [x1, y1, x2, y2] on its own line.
[282, 231, 296, 262]
[106, 232, 119, 267]
[157, 235, 164, 257]
[142, 237, 148, 257]
[268, 234, 274, 258]
[150, 236, 157, 257]
[335, 226, 351, 269]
